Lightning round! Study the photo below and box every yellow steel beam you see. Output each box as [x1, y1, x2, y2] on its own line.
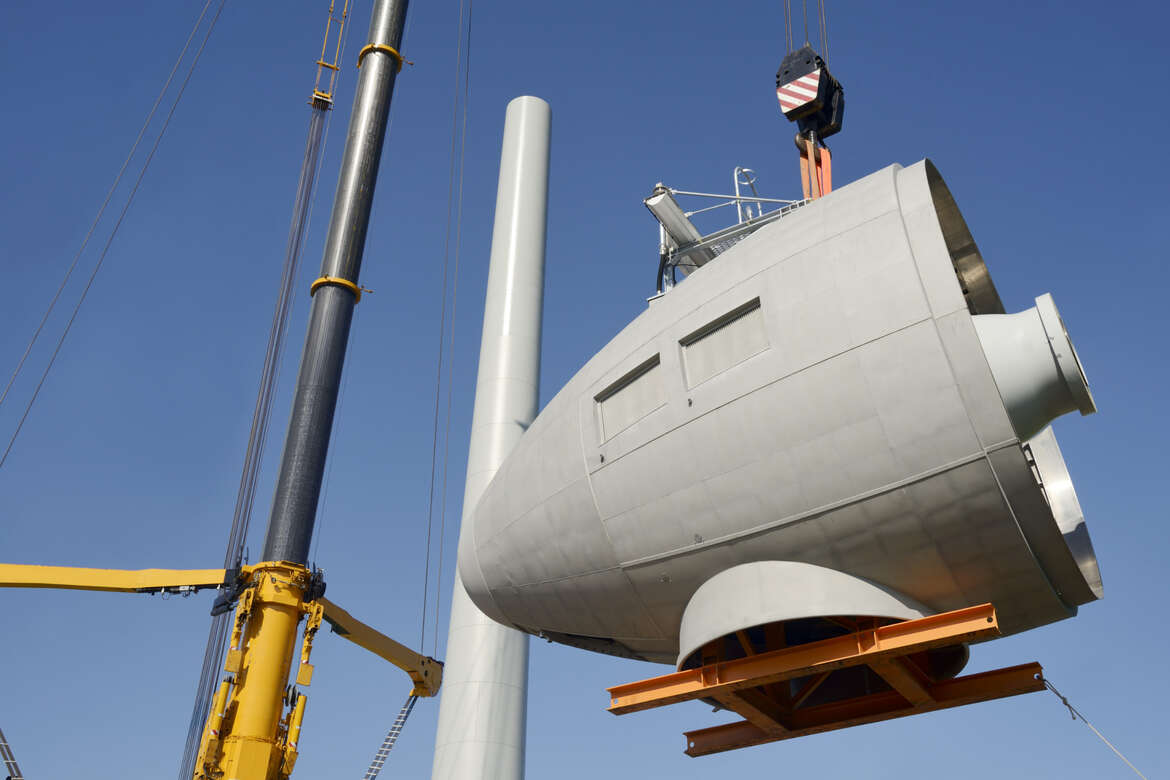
[684, 662, 1045, 756]
[318, 597, 443, 697]
[0, 563, 226, 593]
[608, 603, 1000, 715]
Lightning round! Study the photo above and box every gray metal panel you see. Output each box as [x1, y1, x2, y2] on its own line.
[988, 440, 1100, 608]
[596, 356, 667, 439]
[681, 300, 768, 387]
[896, 160, 971, 318]
[818, 164, 902, 239]
[477, 477, 616, 587]
[514, 567, 662, 640]
[676, 562, 930, 668]
[902, 161, 1005, 315]
[1026, 427, 1103, 602]
[933, 308, 1019, 449]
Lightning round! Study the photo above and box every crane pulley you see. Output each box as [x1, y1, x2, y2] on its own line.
[776, 43, 843, 199]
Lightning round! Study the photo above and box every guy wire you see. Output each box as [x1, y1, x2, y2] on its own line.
[1, 0, 228, 472]
[433, 0, 475, 660]
[420, 0, 470, 654]
[0, 0, 215, 414]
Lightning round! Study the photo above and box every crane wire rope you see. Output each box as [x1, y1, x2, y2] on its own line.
[782, 0, 793, 53]
[818, 0, 829, 64]
[419, 0, 471, 655]
[0, 0, 227, 472]
[784, 0, 827, 58]
[177, 107, 329, 780]
[1041, 676, 1148, 779]
[0, 0, 215, 415]
[432, 0, 474, 660]
[351, 2, 451, 769]
[179, 5, 352, 777]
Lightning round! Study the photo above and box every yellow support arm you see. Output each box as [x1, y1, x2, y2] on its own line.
[0, 563, 227, 594]
[318, 597, 442, 697]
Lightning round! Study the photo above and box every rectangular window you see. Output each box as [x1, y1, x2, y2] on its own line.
[595, 355, 665, 441]
[681, 298, 768, 388]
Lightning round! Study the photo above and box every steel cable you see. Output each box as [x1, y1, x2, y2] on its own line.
[1041, 677, 1148, 779]
[432, 0, 474, 659]
[818, 0, 829, 64]
[420, 0, 470, 655]
[0, 0, 215, 414]
[181, 6, 358, 773]
[0, 0, 227, 471]
[177, 44, 334, 780]
[783, 0, 793, 52]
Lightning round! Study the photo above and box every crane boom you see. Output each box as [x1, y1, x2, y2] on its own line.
[0, 564, 225, 594]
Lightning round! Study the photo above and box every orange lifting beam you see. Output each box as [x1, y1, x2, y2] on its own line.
[607, 603, 1045, 756]
[797, 135, 832, 199]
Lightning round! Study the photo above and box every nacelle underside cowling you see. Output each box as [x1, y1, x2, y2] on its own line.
[459, 160, 1101, 666]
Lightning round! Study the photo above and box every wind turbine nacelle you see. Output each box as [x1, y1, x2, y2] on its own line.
[458, 160, 1102, 667]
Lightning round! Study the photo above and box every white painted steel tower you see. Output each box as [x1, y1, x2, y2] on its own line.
[431, 96, 551, 780]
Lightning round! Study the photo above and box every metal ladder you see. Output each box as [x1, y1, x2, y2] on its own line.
[0, 726, 25, 780]
[361, 695, 417, 780]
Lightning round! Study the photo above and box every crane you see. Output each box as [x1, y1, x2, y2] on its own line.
[0, 0, 432, 778]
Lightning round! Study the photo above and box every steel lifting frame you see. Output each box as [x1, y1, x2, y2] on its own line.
[607, 603, 1045, 756]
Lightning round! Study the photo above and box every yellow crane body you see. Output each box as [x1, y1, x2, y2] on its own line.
[0, 560, 442, 780]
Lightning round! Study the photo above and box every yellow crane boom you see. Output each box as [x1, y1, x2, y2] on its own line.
[0, 563, 225, 593]
[0, 562, 440, 694]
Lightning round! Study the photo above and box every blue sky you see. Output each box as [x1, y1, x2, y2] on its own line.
[1, 0, 1167, 778]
